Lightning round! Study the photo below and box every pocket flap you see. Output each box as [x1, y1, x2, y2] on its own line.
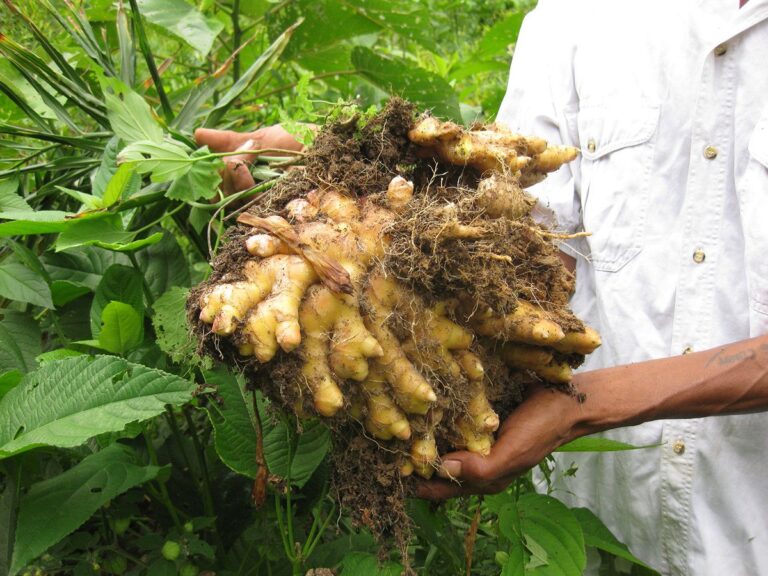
[578, 103, 660, 160]
[748, 116, 768, 168]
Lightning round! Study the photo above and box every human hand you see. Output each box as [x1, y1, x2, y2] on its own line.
[416, 383, 585, 499]
[194, 125, 305, 195]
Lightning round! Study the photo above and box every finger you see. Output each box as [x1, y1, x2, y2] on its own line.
[221, 155, 257, 195]
[194, 128, 253, 153]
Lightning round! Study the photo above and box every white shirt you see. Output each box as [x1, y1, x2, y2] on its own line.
[497, 1, 768, 574]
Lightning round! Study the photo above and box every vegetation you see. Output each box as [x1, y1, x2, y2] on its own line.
[0, 1, 656, 574]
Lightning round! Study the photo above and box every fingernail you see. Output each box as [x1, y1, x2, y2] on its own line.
[438, 460, 462, 479]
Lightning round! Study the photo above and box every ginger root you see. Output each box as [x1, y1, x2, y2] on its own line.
[193, 109, 598, 480]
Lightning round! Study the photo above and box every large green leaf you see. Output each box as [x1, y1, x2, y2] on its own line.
[499, 493, 587, 576]
[0, 211, 80, 237]
[98, 301, 144, 354]
[90, 264, 144, 339]
[10, 444, 163, 575]
[0, 262, 52, 308]
[0, 355, 196, 458]
[152, 286, 197, 364]
[0, 312, 40, 375]
[351, 47, 461, 121]
[571, 508, 657, 573]
[205, 370, 259, 479]
[136, 0, 224, 57]
[263, 418, 330, 488]
[135, 233, 191, 298]
[43, 247, 126, 292]
[103, 79, 163, 145]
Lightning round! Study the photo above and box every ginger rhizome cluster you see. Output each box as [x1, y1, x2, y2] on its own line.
[190, 100, 600, 536]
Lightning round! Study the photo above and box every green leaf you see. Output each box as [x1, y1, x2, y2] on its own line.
[102, 164, 140, 208]
[205, 370, 258, 478]
[0, 355, 196, 458]
[0, 311, 40, 374]
[44, 247, 127, 292]
[10, 444, 163, 575]
[135, 234, 191, 298]
[165, 147, 223, 202]
[55, 214, 130, 252]
[152, 287, 197, 364]
[264, 419, 330, 488]
[56, 186, 104, 210]
[135, 0, 224, 57]
[90, 264, 145, 339]
[572, 508, 658, 573]
[0, 178, 30, 212]
[98, 302, 144, 354]
[475, 12, 525, 59]
[0, 262, 53, 308]
[0, 211, 79, 237]
[104, 79, 163, 145]
[118, 139, 193, 182]
[351, 47, 462, 121]
[557, 437, 659, 453]
[0, 371, 22, 402]
[35, 349, 84, 363]
[518, 494, 586, 575]
[92, 137, 120, 198]
[341, 551, 403, 575]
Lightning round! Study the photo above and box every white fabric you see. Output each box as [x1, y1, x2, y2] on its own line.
[497, 1, 768, 574]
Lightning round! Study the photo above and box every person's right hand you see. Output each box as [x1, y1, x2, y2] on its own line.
[194, 125, 304, 195]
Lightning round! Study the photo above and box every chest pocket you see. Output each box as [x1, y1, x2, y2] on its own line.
[743, 114, 768, 332]
[578, 103, 660, 272]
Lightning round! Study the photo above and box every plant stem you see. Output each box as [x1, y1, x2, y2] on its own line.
[232, 0, 242, 81]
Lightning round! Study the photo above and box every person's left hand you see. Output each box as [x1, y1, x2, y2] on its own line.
[194, 125, 304, 195]
[417, 383, 585, 500]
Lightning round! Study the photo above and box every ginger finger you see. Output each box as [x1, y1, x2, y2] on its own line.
[453, 350, 499, 433]
[300, 330, 345, 417]
[500, 343, 555, 370]
[245, 234, 293, 257]
[410, 432, 439, 479]
[360, 365, 411, 441]
[529, 145, 579, 173]
[551, 326, 602, 355]
[300, 284, 383, 379]
[471, 300, 566, 346]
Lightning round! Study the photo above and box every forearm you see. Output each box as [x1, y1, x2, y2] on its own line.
[571, 334, 768, 438]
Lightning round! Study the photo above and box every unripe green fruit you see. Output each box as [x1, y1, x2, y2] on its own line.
[495, 550, 509, 566]
[180, 563, 199, 576]
[161, 540, 181, 561]
[183, 521, 194, 534]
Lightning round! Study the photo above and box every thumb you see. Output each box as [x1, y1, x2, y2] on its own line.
[437, 449, 508, 484]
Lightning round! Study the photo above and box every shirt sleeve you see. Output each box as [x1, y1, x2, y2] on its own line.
[496, 0, 583, 241]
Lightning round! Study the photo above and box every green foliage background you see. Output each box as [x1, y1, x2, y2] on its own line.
[0, 1, 658, 575]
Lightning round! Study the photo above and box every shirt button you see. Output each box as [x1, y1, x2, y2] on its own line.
[672, 440, 686, 455]
[682, 346, 693, 355]
[693, 249, 706, 264]
[703, 145, 718, 160]
[587, 138, 597, 153]
[714, 43, 728, 56]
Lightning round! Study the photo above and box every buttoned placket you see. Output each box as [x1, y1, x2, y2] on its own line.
[662, 36, 737, 576]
